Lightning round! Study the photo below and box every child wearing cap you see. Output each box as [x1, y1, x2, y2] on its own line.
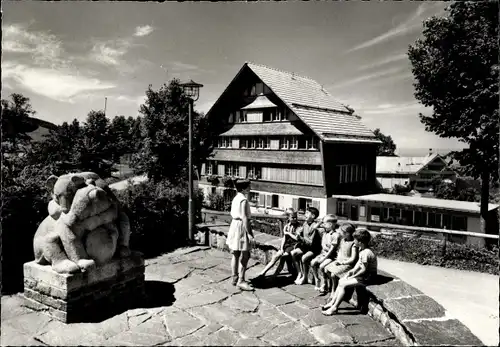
[291, 206, 321, 285]
[322, 228, 377, 315]
[310, 214, 341, 295]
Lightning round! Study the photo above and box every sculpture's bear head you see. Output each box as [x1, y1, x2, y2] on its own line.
[46, 174, 87, 215]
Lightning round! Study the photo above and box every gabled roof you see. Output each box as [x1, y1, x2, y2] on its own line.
[206, 62, 379, 143]
[376, 154, 444, 175]
[241, 93, 277, 110]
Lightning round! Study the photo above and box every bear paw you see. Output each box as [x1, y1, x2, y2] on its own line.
[117, 245, 132, 258]
[52, 259, 80, 274]
[77, 259, 96, 272]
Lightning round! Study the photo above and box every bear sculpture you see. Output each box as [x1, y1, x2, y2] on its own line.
[33, 172, 132, 274]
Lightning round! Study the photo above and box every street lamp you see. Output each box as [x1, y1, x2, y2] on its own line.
[181, 80, 203, 243]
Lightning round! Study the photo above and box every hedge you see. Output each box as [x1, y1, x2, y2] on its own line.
[371, 233, 499, 275]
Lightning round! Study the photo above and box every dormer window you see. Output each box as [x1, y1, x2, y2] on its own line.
[290, 136, 298, 149]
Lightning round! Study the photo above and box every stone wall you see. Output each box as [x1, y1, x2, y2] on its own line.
[197, 223, 484, 346]
[23, 252, 145, 323]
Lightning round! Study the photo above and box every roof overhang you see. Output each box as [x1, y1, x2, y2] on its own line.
[241, 94, 277, 110]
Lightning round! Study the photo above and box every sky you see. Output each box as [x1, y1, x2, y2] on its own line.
[2, 1, 466, 154]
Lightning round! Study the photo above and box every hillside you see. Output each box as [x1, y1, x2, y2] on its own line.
[26, 117, 58, 142]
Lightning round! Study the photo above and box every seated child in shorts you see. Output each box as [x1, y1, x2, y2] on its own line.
[323, 223, 358, 304]
[310, 215, 341, 295]
[322, 228, 377, 315]
[254, 208, 300, 279]
[291, 206, 321, 285]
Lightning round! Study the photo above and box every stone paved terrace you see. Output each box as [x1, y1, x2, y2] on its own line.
[1, 246, 399, 346]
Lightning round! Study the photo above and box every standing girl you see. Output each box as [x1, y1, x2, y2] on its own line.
[226, 179, 255, 291]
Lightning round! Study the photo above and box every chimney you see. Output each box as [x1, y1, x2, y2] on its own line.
[429, 148, 433, 156]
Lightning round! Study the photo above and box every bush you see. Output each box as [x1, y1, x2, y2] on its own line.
[371, 233, 499, 275]
[115, 180, 204, 258]
[1, 163, 53, 294]
[206, 193, 226, 211]
[205, 175, 219, 186]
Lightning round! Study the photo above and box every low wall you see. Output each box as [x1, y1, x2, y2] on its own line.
[196, 223, 484, 346]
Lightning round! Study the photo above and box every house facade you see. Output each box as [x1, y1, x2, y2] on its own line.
[376, 152, 457, 193]
[199, 62, 380, 216]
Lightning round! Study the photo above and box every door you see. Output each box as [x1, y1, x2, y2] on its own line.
[350, 204, 359, 221]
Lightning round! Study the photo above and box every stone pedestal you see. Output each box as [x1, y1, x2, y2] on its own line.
[23, 252, 145, 323]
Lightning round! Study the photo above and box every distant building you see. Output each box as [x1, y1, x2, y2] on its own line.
[199, 62, 380, 216]
[330, 193, 499, 247]
[376, 150, 457, 193]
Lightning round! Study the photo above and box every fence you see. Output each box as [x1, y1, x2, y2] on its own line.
[201, 208, 499, 241]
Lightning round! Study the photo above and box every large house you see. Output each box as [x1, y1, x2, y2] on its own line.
[199, 62, 380, 216]
[376, 151, 457, 193]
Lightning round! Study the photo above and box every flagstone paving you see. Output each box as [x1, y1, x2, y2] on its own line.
[1, 246, 399, 346]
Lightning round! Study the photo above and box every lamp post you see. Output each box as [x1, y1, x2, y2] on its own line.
[180, 80, 203, 243]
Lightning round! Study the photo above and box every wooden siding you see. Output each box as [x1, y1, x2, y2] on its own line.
[220, 122, 304, 136]
[210, 149, 322, 165]
[322, 142, 378, 196]
[250, 180, 325, 198]
[261, 167, 323, 185]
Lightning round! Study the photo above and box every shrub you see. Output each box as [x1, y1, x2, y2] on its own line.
[115, 180, 204, 258]
[371, 233, 499, 275]
[1, 163, 53, 294]
[207, 192, 225, 211]
[221, 175, 236, 188]
[205, 175, 219, 186]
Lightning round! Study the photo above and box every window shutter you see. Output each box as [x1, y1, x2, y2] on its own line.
[266, 194, 272, 207]
[292, 198, 299, 210]
[239, 165, 247, 178]
[270, 139, 279, 150]
[201, 163, 206, 176]
[259, 194, 265, 207]
[279, 195, 285, 210]
[312, 200, 320, 210]
[218, 164, 225, 176]
[232, 138, 239, 148]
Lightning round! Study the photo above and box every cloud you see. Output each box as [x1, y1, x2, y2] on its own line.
[89, 40, 129, 66]
[115, 95, 147, 106]
[2, 62, 115, 103]
[2, 23, 68, 68]
[358, 53, 408, 71]
[347, 3, 446, 52]
[361, 102, 429, 116]
[134, 25, 154, 37]
[329, 67, 404, 89]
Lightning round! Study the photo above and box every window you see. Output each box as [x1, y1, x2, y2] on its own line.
[250, 137, 256, 149]
[290, 136, 298, 149]
[218, 138, 223, 148]
[359, 205, 366, 217]
[299, 198, 313, 213]
[211, 187, 216, 194]
[452, 216, 467, 231]
[414, 211, 425, 227]
[428, 212, 441, 228]
[342, 166, 348, 183]
[257, 137, 265, 149]
[298, 137, 307, 149]
[240, 138, 247, 149]
[337, 201, 348, 217]
[272, 194, 279, 208]
[308, 136, 318, 150]
[442, 214, 452, 229]
[248, 165, 261, 179]
[206, 163, 213, 175]
[256, 82, 264, 95]
[281, 136, 288, 149]
[402, 209, 414, 225]
[263, 109, 272, 122]
[226, 137, 232, 148]
[249, 192, 259, 204]
[265, 137, 271, 149]
[225, 164, 233, 176]
[272, 109, 280, 121]
[251, 85, 256, 96]
[239, 111, 247, 123]
[370, 207, 381, 222]
[228, 113, 234, 123]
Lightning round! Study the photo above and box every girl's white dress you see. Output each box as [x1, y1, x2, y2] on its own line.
[226, 192, 252, 251]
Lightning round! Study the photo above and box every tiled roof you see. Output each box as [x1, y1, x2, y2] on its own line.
[246, 62, 377, 141]
[220, 122, 303, 136]
[209, 149, 322, 166]
[376, 154, 439, 174]
[333, 193, 499, 213]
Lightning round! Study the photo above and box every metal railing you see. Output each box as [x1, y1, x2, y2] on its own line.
[201, 208, 499, 240]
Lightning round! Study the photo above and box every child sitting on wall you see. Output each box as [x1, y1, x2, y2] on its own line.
[322, 227, 377, 316]
[291, 206, 322, 285]
[254, 208, 300, 279]
[323, 223, 359, 303]
[310, 214, 341, 295]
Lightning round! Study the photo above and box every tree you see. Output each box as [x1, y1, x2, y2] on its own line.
[132, 79, 214, 184]
[408, 2, 499, 233]
[108, 115, 132, 162]
[373, 128, 397, 156]
[1, 93, 37, 150]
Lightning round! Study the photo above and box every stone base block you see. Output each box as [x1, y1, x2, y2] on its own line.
[23, 252, 145, 323]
